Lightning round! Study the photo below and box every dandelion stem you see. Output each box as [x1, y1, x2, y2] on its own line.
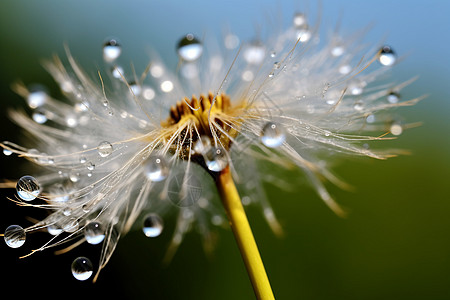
[216, 166, 275, 300]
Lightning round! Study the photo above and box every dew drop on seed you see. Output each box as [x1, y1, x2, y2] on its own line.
[48, 224, 63, 236]
[142, 214, 164, 237]
[69, 172, 80, 183]
[32, 111, 47, 124]
[63, 218, 79, 233]
[3, 149, 13, 156]
[390, 122, 403, 136]
[71, 257, 93, 281]
[378, 45, 396, 66]
[4, 225, 26, 248]
[97, 141, 113, 157]
[243, 42, 265, 65]
[111, 65, 124, 79]
[177, 34, 203, 61]
[84, 221, 105, 245]
[27, 86, 47, 109]
[261, 122, 286, 148]
[144, 156, 168, 182]
[103, 38, 122, 62]
[129, 82, 141, 96]
[295, 25, 311, 42]
[194, 136, 211, 155]
[205, 147, 228, 172]
[16, 175, 40, 201]
[387, 92, 400, 104]
[353, 101, 364, 111]
[293, 12, 306, 27]
[87, 162, 95, 171]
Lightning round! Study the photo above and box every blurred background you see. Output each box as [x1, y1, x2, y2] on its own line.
[0, 0, 449, 299]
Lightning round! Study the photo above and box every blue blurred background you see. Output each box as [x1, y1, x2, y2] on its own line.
[0, 1, 449, 299]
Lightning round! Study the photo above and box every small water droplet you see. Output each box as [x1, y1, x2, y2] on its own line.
[261, 122, 286, 148]
[63, 218, 79, 233]
[103, 38, 122, 62]
[142, 214, 164, 237]
[84, 221, 105, 245]
[295, 25, 311, 42]
[293, 12, 306, 27]
[32, 111, 47, 124]
[339, 65, 352, 75]
[378, 45, 396, 66]
[160, 80, 174, 93]
[97, 141, 113, 157]
[69, 172, 80, 183]
[387, 92, 400, 104]
[205, 147, 228, 172]
[129, 82, 141, 96]
[4, 225, 26, 248]
[27, 86, 47, 109]
[177, 34, 203, 61]
[3, 149, 13, 156]
[144, 156, 168, 182]
[331, 45, 345, 57]
[66, 115, 78, 128]
[71, 257, 93, 281]
[111, 65, 124, 79]
[16, 175, 40, 201]
[79, 157, 87, 164]
[143, 87, 155, 100]
[270, 51, 276, 58]
[194, 136, 211, 155]
[241, 70, 254, 81]
[87, 162, 95, 171]
[390, 122, 403, 136]
[366, 114, 376, 123]
[63, 207, 72, 216]
[353, 101, 364, 111]
[243, 41, 265, 65]
[48, 224, 63, 235]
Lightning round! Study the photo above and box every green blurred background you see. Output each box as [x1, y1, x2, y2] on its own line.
[0, 0, 449, 299]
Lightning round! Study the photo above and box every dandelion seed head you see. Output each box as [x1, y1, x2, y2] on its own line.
[0, 6, 419, 281]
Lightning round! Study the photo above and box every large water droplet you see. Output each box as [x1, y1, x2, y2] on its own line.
[103, 38, 122, 62]
[177, 34, 203, 62]
[261, 122, 286, 148]
[3, 148, 13, 156]
[97, 141, 113, 157]
[47, 224, 63, 236]
[144, 155, 169, 182]
[4, 225, 26, 248]
[142, 214, 164, 237]
[84, 221, 105, 245]
[378, 45, 396, 66]
[71, 257, 93, 281]
[205, 147, 228, 172]
[243, 42, 265, 65]
[16, 175, 40, 201]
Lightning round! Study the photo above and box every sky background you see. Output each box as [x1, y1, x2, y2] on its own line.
[0, 1, 449, 299]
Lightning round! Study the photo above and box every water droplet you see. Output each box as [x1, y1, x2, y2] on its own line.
[27, 86, 47, 109]
[111, 65, 124, 79]
[242, 70, 254, 81]
[142, 214, 164, 237]
[48, 224, 63, 235]
[295, 25, 311, 42]
[177, 34, 203, 61]
[97, 141, 113, 157]
[349, 81, 365, 95]
[143, 87, 155, 100]
[4, 225, 26, 248]
[205, 147, 228, 172]
[353, 101, 364, 111]
[84, 221, 105, 245]
[261, 122, 286, 148]
[387, 92, 400, 104]
[3, 149, 13, 156]
[71, 257, 93, 281]
[378, 45, 396, 66]
[160, 80, 174, 93]
[129, 82, 141, 96]
[390, 122, 403, 136]
[87, 162, 95, 171]
[270, 51, 276, 58]
[69, 172, 80, 183]
[293, 12, 306, 27]
[144, 156, 169, 182]
[243, 42, 265, 65]
[66, 115, 78, 128]
[194, 136, 211, 155]
[366, 114, 376, 123]
[63, 207, 72, 216]
[331, 46, 344, 57]
[339, 65, 351, 75]
[16, 175, 40, 201]
[32, 111, 47, 124]
[150, 65, 164, 78]
[103, 38, 122, 62]
[63, 218, 79, 233]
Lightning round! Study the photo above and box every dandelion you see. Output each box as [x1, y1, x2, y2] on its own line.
[0, 6, 421, 299]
